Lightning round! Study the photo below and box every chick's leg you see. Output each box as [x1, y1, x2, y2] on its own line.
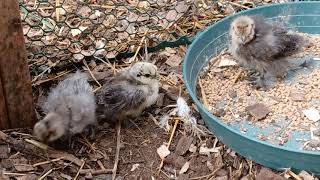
[82, 124, 96, 140]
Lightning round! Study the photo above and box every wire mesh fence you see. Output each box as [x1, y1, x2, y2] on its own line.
[19, 0, 287, 79]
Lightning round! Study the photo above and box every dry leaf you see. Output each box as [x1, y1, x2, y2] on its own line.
[157, 144, 170, 159]
[166, 10, 178, 21]
[303, 108, 320, 122]
[165, 54, 182, 67]
[179, 161, 190, 174]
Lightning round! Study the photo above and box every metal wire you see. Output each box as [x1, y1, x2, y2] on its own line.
[18, 0, 276, 76]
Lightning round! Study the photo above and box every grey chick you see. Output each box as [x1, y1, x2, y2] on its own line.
[33, 71, 96, 142]
[95, 62, 160, 124]
[229, 15, 306, 88]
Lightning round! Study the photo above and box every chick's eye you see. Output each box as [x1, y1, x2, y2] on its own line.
[145, 74, 150, 77]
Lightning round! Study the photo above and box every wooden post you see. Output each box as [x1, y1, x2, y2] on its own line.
[0, 0, 36, 129]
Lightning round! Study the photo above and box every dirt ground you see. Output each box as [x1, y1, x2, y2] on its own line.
[1, 44, 318, 179]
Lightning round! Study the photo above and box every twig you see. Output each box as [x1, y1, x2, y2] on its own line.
[79, 169, 112, 175]
[168, 117, 180, 146]
[33, 157, 63, 167]
[74, 159, 86, 180]
[83, 60, 102, 92]
[288, 170, 303, 180]
[38, 169, 53, 180]
[24, 138, 48, 150]
[56, 0, 60, 21]
[254, 89, 263, 100]
[112, 121, 122, 180]
[126, 30, 149, 64]
[127, 118, 143, 134]
[3, 172, 26, 176]
[144, 38, 149, 62]
[229, 1, 249, 9]
[233, 70, 243, 83]
[97, 160, 106, 170]
[94, 56, 118, 73]
[32, 61, 60, 82]
[157, 117, 180, 175]
[199, 79, 209, 107]
[32, 69, 73, 86]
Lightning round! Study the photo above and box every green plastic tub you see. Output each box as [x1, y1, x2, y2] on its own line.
[183, 2, 320, 175]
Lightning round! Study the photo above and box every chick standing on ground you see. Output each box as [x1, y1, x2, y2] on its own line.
[229, 15, 306, 88]
[95, 62, 160, 123]
[33, 71, 96, 142]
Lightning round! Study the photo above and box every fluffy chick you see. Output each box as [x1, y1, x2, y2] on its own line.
[33, 71, 96, 142]
[95, 62, 160, 123]
[229, 15, 306, 88]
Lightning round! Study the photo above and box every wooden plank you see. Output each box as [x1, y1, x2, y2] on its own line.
[0, 0, 36, 129]
[0, 78, 9, 129]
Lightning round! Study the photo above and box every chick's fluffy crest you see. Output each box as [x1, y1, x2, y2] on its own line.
[230, 15, 255, 44]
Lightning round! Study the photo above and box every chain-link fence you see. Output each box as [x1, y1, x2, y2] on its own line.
[19, 0, 287, 78]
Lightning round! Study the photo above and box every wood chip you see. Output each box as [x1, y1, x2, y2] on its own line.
[13, 164, 34, 172]
[290, 92, 305, 102]
[245, 103, 270, 120]
[157, 145, 170, 159]
[256, 167, 285, 180]
[0, 145, 9, 159]
[175, 136, 193, 156]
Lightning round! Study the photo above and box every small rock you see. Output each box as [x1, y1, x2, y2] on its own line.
[177, 174, 189, 180]
[215, 175, 228, 180]
[256, 167, 285, 180]
[290, 92, 305, 102]
[0, 145, 9, 159]
[175, 136, 193, 156]
[245, 103, 270, 120]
